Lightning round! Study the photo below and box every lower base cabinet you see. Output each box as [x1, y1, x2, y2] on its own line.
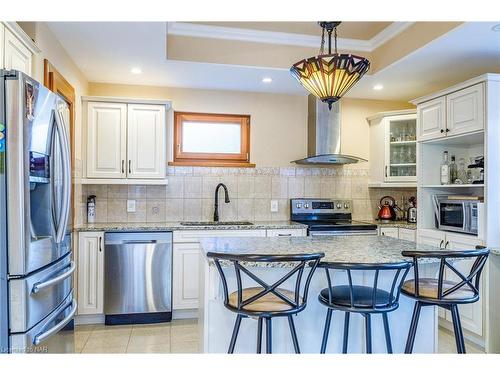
[417, 229, 485, 339]
[379, 227, 416, 241]
[77, 231, 105, 315]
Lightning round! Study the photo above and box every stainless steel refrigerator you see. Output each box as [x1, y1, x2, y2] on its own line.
[0, 70, 76, 354]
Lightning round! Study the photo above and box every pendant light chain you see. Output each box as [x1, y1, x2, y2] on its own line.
[334, 25, 338, 54]
[319, 27, 325, 55]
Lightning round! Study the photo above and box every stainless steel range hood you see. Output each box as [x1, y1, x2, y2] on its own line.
[292, 95, 367, 165]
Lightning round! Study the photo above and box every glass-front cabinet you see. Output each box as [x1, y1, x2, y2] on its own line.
[384, 114, 417, 182]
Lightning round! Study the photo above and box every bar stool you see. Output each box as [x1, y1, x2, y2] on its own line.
[401, 247, 489, 353]
[207, 251, 324, 353]
[318, 261, 412, 353]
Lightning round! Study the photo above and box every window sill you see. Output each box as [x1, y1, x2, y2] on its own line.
[168, 161, 256, 168]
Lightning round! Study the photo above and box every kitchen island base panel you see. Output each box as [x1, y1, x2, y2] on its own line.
[200, 264, 438, 354]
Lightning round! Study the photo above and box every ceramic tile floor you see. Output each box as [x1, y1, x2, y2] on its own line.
[74, 319, 485, 354]
[74, 319, 200, 354]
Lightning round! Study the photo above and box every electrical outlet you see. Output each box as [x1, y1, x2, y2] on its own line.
[270, 200, 279, 212]
[127, 200, 136, 213]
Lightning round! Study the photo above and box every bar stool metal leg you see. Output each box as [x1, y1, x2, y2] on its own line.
[228, 314, 243, 354]
[265, 318, 272, 354]
[288, 316, 300, 354]
[405, 301, 422, 354]
[450, 304, 466, 354]
[364, 314, 372, 354]
[320, 308, 333, 354]
[382, 313, 393, 354]
[342, 312, 350, 354]
[256, 317, 263, 353]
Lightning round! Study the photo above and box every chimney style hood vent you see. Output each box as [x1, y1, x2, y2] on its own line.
[292, 95, 367, 165]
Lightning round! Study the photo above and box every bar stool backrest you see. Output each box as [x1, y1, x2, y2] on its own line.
[401, 247, 489, 303]
[318, 261, 412, 311]
[206, 252, 324, 314]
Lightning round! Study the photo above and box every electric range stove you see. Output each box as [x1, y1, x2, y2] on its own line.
[290, 198, 378, 236]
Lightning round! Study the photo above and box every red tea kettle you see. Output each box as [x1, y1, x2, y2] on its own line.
[378, 196, 397, 221]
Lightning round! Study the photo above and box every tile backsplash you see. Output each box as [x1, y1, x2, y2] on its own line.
[76, 166, 416, 224]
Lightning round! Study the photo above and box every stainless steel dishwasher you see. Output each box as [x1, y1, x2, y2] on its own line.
[104, 232, 172, 325]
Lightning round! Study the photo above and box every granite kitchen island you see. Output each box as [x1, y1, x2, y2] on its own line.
[198, 235, 442, 354]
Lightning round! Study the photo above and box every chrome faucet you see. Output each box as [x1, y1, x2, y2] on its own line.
[214, 183, 230, 222]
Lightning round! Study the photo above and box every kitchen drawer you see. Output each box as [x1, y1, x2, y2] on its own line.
[379, 227, 399, 238]
[266, 229, 305, 237]
[173, 229, 266, 243]
[399, 228, 416, 242]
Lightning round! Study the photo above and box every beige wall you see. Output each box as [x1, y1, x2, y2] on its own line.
[88, 82, 413, 167]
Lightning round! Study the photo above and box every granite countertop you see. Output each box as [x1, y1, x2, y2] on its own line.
[369, 220, 417, 230]
[200, 235, 442, 267]
[490, 248, 500, 256]
[74, 221, 307, 232]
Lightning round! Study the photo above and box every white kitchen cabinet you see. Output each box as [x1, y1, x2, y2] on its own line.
[127, 104, 166, 179]
[416, 228, 446, 248]
[86, 102, 127, 179]
[77, 232, 105, 315]
[83, 97, 170, 183]
[379, 227, 399, 239]
[173, 243, 201, 310]
[3, 27, 32, 76]
[446, 83, 484, 137]
[418, 97, 446, 141]
[266, 228, 306, 237]
[0, 24, 4, 71]
[399, 228, 417, 242]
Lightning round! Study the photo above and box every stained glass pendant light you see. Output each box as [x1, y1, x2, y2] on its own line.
[290, 22, 370, 109]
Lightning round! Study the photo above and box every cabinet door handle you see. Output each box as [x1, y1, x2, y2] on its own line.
[278, 233, 292, 237]
[440, 129, 445, 133]
[121, 160, 125, 173]
[99, 236, 102, 252]
[128, 160, 131, 174]
[439, 240, 444, 249]
[444, 241, 449, 249]
[445, 128, 450, 133]
[385, 166, 388, 178]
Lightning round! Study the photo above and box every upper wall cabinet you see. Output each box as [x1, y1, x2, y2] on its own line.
[1, 22, 39, 77]
[416, 83, 484, 142]
[83, 97, 171, 184]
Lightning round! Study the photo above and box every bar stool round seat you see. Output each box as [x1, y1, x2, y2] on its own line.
[318, 261, 412, 354]
[401, 247, 489, 354]
[207, 251, 324, 354]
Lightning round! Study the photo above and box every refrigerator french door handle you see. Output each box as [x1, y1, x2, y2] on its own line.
[53, 104, 71, 243]
[31, 261, 76, 294]
[32, 299, 77, 346]
[50, 125, 61, 240]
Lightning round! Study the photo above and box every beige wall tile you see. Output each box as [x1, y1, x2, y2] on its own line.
[237, 199, 254, 221]
[184, 176, 202, 198]
[254, 176, 271, 198]
[166, 199, 184, 221]
[127, 199, 147, 222]
[220, 200, 238, 221]
[304, 178, 321, 198]
[202, 176, 237, 199]
[166, 176, 184, 198]
[183, 199, 202, 221]
[86, 185, 108, 200]
[351, 177, 369, 199]
[287, 177, 304, 198]
[334, 178, 352, 199]
[271, 177, 288, 199]
[352, 199, 372, 221]
[108, 185, 128, 198]
[128, 185, 147, 199]
[146, 185, 167, 199]
[146, 199, 167, 222]
[237, 176, 255, 198]
[107, 199, 127, 222]
[320, 177, 335, 198]
[254, 199, 271, 221]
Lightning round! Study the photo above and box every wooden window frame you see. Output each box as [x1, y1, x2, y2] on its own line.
[171, 111, 255, 168]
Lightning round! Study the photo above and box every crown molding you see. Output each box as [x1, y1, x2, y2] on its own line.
[2, 22, 41, 54]
[167, 22, 415, 53]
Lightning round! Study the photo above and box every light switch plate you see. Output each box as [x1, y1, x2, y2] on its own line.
[127, 200, 136, 213]
[270, 200, 279, 212]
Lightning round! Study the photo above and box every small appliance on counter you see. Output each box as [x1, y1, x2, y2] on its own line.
[377, 196, 397, 221]
[407, 196, 417, 223]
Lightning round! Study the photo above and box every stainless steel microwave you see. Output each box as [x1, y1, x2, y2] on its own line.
[436, 198, 478, 235]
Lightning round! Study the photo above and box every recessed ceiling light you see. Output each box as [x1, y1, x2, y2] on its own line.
[373, 84, 384, 91]
[262, 77, 273, 83]
[492, 24, 500, 32]
[131, 67, 142, 74]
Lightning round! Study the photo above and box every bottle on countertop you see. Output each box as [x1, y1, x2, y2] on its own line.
[440, 151, 450, 185]
[87, 195, 96, 223]
[450, 155, 458, 184]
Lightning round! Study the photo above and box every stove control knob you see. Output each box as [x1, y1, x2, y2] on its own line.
[296, 203, 302, 208]
[336, 203, 342, 209]
[344, 203, 349, 209]
[304, 203, 309, 209]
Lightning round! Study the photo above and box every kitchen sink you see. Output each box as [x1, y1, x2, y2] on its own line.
[180, 221, 254, 226]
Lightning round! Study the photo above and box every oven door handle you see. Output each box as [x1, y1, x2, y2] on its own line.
[33, 299, 77, 346]
[311, 231, 378, 236]
[31, 261, 76, 294]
